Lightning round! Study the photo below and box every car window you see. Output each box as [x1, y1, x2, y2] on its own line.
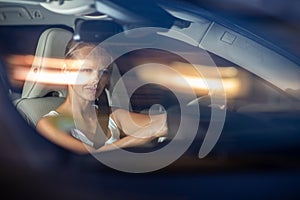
[110, 46, 299, 112]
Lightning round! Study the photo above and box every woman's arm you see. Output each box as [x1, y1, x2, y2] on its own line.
[36, 117, 95, 154]
[36, 109, 168, 154]
[98, 109, 168, 152]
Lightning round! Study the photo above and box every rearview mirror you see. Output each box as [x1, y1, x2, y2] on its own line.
[74, 20, 123, 42]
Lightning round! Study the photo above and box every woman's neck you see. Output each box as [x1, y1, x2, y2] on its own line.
[59, 89, 96, 118]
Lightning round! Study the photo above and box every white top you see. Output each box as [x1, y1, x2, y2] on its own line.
[43, 110, 120, 146]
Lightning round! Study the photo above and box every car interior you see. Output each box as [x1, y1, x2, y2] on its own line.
[1, 0, 300, 199]
[0, 0, 300, 152]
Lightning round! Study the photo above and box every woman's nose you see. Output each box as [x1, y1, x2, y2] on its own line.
[91, 70, 100, 84]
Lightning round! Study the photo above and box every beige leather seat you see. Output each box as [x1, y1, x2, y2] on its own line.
[15, 28, 73, 126]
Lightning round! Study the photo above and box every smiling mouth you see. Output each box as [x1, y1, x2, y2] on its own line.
[85, 85, 97, 93]
[87, 88, 96, 93]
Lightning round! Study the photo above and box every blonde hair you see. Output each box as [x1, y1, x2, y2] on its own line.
[64, 40, 112, 67]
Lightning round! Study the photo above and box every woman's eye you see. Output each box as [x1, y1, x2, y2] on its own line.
[80, 68, 93, 73]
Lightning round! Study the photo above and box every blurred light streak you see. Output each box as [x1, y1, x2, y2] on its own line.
[5, 54, 94, 85]
[136, 62, 241, 97]
[6, 54, 243, 97]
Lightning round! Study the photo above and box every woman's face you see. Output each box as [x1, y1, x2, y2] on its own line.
[69, 45, 110, 102]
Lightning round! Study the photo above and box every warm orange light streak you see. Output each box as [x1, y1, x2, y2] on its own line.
[6, 55, 243, 97]
[6, 54, 35, 66]
[136, 62, 242, 97]
[6, 54, 96, 85]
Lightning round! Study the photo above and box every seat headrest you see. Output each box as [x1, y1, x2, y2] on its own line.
[22, 28, 73, 98]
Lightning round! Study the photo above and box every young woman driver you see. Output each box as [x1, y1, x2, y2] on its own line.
[36, 40, 168, 154]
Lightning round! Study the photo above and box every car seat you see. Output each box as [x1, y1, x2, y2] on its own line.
[14, 27, 73, 127]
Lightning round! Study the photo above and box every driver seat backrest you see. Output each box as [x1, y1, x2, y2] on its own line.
[15, 28, 73, 127]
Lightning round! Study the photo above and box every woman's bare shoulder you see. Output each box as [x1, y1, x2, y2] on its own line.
[36, 113, 58, 130]
[37, 111, 72, 131]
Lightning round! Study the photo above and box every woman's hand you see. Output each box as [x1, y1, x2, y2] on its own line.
[128, 118, 168, 139]
[95, 109, 168, 152]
